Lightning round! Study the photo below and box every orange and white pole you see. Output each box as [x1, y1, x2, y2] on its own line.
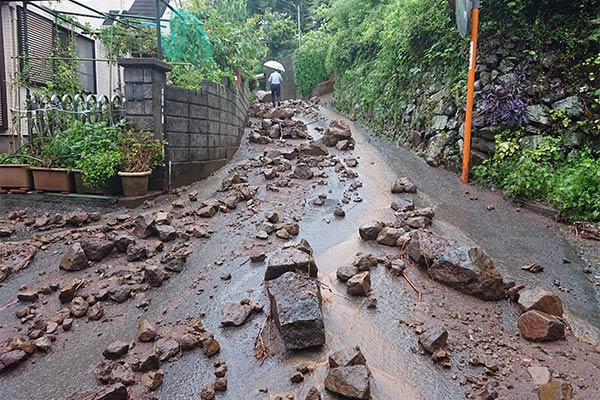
[461, 1, 480, 184]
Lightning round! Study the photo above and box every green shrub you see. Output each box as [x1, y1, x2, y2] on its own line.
[294, 30, 331, 94]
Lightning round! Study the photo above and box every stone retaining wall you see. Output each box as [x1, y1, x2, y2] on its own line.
[119, 58, 249, 190]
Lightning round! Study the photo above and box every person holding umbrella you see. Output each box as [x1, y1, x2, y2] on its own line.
[268, 69, 282, 107]
[264, 61, 285, 107]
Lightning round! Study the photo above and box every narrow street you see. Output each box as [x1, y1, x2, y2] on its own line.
[1, 98, 599, 400]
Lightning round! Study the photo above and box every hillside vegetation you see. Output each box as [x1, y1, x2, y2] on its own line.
[295, 0, 600, 221]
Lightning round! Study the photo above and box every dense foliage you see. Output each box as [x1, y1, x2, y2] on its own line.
[293, 30, 330, 94]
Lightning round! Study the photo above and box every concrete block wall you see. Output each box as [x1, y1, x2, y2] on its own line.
[119, 58, 249, 189]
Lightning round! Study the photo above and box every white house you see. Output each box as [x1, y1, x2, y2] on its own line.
[0, 0, 171, 152]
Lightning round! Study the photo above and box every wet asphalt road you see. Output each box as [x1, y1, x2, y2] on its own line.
[0, 102, 598, 400]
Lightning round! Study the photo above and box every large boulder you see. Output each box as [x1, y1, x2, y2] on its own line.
[323, 120, 352, 147]
[376, 227, 404, 247]
[517, 287, 563, 317]
[266, 272, 325, 350]
[406, 231, 505, 300]
[265, 248, 318, 280]
[324, 365, 370, 400]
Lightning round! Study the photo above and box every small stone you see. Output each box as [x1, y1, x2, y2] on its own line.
[62, 318, 73, 331]
[137, 319, 157, 342]
[256, 230, 269, 240]
[155, 338, 180, 361]
[517, 287, 563, 317]
[334, 207, 345, 218]
[17, 290, 38, 303]
[198, 205, 217, 218]
[133, 214, 156, 239]
[337, 265, 359, 282]
[126, 244, 148, 262]
[518, 310, 565, 342]
[214, 364, 228, 378]
[131, 348, 160, 372]
[155, 225, 178, 242]
[70, 297, 89, 318]
[33, 336, 52, 352]
[527, 366, 551, 386]
[250, 252, 266, 263]
[366, 297, 377, 309]
[419, 325, 448, 353]
[189, 190, 198, 201]
[144, 265, 166, 287]
[358, 221, 384, 241]
[538, 380, 573, 400]
[0, 350, 27, 373]
[292, 163, 314, 180]
[80, 238, 114, 262]
[214, 377, 228, 392]
[141, 370, 164, 390]
[87, 302, 104, 321]
[328, 346, 367, 368]
[15, 307, 29, 318]
[305, 387, 321, 400]
[276, 229, 290, 239]
[200, 385, 215, 400]
[103, 341, 129, 359]
[347, 272, 371, 296]
[59, 279, 84, 304]
[265, 212, 279, 223]
[290, 372, 304, 383]
[324, 365, 370, 400]
[113, 234, 135, 252]
[59, 243, 89, 271]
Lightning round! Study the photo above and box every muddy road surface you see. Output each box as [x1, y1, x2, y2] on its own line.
[1, 98, 599, 400]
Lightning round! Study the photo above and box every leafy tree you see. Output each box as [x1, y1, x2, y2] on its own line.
[261, 9, 297, 58]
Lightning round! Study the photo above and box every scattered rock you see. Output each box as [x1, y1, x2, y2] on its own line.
[94, 383, 128, 400]
[198, 205, 218, 218]
[518, 310, 565, 342]
[293, 163, 314, 180]
[527, 366, 551, 386]
[17, 290, 38, 303]
[376, 227, 404, 246]
[265, 248, 318, 280]
[324, 365, 370, 400]
[353, 253, 378, 271]
[141, 370, 164, 390]
[155, 225, 178, 242]
[144, 265, 166, 287]
[337, 265, 359, 282]
[113, 234, 136, 252]
[419, 325, 448, 353]
[290, 371, 304, 383]
[407, 231, 505, 300]
[305, 387, 321, 400]
[60, 243, 89, 271]
[200, 385, 215, 400]
[80, 238, 114, 262]
[87, 302, 104, 321]
[0, 350, 27, 373]
[538, 380, 574, 400]
[358, 221, 385, 241]
[134, 214, 156, 239]
[103, 341, 129, 360]
[266, 272, 325, 350]
[334, 207, 345, 218]
[214, 377, 228, 392]
[347, 272, 371, 297]
[155, 338, 180, 361]
[70, 297, 89, 318]
[126, 244, 148, 262]
[391, 199, 415, 212]
[131, 348, 160, 371]
[137, 319, 157, 342]
[221, 301, 262, 327]
[517, 287, 563, 317]
[329, 346, 367, 368]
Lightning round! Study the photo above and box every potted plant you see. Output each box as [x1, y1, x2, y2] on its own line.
[117, 129, 165, 197]
[68, 122, 123, 195]
[0, 153, 33, 191]
[24, 136, 77, 193]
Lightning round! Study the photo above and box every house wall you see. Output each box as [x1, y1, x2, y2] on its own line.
[119, 58, 250, 189]
[0, 1, 164, 152]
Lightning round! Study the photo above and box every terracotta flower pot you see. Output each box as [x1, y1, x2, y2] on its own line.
[74, 171, 121, 196]
[30, 167, 75, 193]
[118, 171, 151, 197]
[0, 164, 33, 190]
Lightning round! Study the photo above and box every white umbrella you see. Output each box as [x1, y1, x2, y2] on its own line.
[263, 60, 285, 72]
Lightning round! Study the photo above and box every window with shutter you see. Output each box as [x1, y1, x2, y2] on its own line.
[16, 7, 97, 93]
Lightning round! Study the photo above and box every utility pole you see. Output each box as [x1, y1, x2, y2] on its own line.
[155, 0, 162, 59]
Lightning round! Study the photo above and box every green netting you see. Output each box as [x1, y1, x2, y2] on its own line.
[163, 9, 213, 68]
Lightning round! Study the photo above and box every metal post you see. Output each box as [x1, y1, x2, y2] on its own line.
[155, 0, 162, 59]
[461, 0, 480, 184]
[22, 0, 30, 99]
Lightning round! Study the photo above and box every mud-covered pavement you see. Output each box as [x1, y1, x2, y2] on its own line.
[1, 97, 600, 400]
